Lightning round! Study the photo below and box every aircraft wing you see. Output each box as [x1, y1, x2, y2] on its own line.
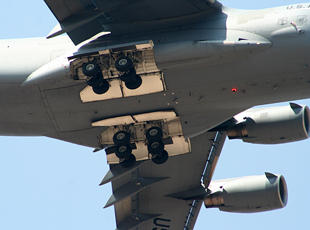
[100, 131, 226, 230]
[44, 0, 222, 44]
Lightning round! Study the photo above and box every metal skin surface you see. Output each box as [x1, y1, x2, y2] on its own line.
[1, 3, 310, 230]
[0, 4, 310, 149]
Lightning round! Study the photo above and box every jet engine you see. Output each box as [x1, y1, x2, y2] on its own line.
[205, 173, 288, 213]
[227, 103, 310, 144]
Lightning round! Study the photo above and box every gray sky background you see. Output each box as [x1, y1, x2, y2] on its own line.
[0, 1, 309, 229]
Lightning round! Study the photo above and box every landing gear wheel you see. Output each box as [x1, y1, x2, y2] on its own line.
[119, 67, 136, 82]
[152, 150, 169, 165]
[82, 61, 101, 77]
[120, 154, 136, 168]
[115, 56, 133, 72]
[146, 127, 163, 142]
[86, 73, 104, 87]
[115, 144, 132, 159]
[92, 79, 109, 94]
[125, 75, 142, 90]
[148, 140, 165, 155]
[113, 131, 131, 145]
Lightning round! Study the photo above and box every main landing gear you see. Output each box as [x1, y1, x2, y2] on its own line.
[82, 56, 142, 95]
[112, 126, 169, 168]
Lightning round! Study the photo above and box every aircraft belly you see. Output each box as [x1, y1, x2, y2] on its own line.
[42, 50, 310, 145]
[28, 26, 310, 146]
[0, 84, 55, 136]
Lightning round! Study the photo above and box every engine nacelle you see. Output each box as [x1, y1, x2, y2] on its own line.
[227, 103, 310, 144]
[204, 173, 288, 213]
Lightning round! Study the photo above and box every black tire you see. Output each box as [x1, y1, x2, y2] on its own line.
[115, 144, 132, 159]
[115, 56, 133, 72]
[113, 131, 131, 145]
[82, 61, 101, 77]
[152, 150, 169, 165]
[86, 73, 104, 87]
[92, 79, 109, 94]
[119, 67, 136, 82]
[146, 127, 163, 142]
[125, 75, 142, 90]
[148, 140, 165, 155]
[120, 154, 136, 168]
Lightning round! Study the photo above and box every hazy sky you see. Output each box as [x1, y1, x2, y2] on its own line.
[0, 1, 309, 230]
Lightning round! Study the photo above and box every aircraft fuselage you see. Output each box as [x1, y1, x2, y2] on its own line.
[0, 4, 309, 147]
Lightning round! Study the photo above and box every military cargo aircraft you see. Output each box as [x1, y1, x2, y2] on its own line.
[0, 0, 310, 229]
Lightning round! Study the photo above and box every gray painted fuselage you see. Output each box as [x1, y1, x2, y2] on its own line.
[0, 4, 309, 147]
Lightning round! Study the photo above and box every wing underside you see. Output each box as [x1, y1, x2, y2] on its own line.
[101, 131, 226, 230]
[44, 0, 222, 44]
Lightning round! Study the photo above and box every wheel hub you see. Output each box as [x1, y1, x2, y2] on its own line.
[118, 146, 127, 153]
[151, 142, 160, 149]
[86, 64, 95, 71]
[149, 129, 158, 136]
[118, 59, 128, 66]
[117, 133, 126, 140]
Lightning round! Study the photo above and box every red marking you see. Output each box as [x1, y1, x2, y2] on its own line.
[232, 88, 237, 92]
